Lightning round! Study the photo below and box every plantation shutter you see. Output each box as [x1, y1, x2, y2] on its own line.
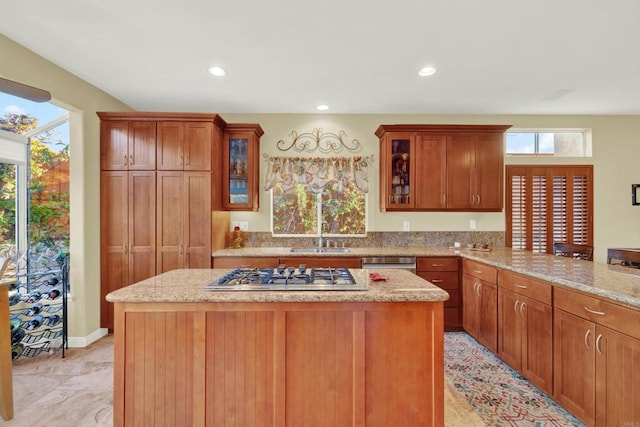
[506, 165, 593, 254]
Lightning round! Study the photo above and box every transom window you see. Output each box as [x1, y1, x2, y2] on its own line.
[506, 130, 591, 157]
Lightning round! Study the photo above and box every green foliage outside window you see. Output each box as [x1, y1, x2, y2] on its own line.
[272, 181, 366, 236]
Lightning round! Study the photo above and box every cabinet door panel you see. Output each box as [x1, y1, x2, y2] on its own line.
[128, 171, 156, 283]
[522, 298, 553, 394]
[596, 326, 640, 427]
[462, 274, 480, 339]
[185, 172, 211, 268]
[157, 172, 185, 273]
[475, 133, 503, 209]
[446, 134, 475, 209]
[184, 122, 213, 171]
[554, 309, 595, 425]
[157, 122, 184, 170]
[128, 121, 156, 170]
[498, 288, 522, 370]
[101, 121, 129, 170]
[415, 134, 446, 209]
[479, 282, 498, 353]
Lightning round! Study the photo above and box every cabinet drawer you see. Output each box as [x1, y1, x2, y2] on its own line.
[555, 287, 640, 341]
[417, 272, 459, 290]
[498, 270, 552, 305]
[282, 257, 362, 269]
[213, 257, 279, 268]
[463, 259, 498, 284]
[417, 257, 459, 272]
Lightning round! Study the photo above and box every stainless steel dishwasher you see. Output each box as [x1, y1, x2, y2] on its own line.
[361, 256, 417, 273]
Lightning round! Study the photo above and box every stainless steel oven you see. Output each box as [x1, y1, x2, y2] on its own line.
[361, 256, 417, 273]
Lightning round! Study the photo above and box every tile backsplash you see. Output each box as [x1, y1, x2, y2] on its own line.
[240, 231, 504, 248]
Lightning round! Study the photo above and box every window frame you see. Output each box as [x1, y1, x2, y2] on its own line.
[506, 165, 593, 254]
[505, 128, 592, 157]
[270, 183, 368, 238]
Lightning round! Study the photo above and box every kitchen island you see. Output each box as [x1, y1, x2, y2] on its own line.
[106, 268, 449, 427]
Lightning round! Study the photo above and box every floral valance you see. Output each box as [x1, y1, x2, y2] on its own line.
[264, 156, 372, 194]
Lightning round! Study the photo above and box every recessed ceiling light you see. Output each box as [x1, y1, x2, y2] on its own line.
[207, 66, 227, 77]
[418, 66, 437, 77]
[316, 104, 330, 111]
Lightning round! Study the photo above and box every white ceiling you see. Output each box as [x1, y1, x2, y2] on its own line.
[2, 0, 640, 115]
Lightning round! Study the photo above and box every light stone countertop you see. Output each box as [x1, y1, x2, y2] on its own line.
[213, 246, 640, 309]
[106, 268, 450, 304]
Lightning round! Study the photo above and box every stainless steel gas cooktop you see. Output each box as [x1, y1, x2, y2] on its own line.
[204, 265, 368, 291]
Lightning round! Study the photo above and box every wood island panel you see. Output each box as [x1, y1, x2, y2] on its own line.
[112, 301, 444, 427]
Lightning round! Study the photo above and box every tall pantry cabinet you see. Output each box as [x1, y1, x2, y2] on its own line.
[98, 112, 226, 330]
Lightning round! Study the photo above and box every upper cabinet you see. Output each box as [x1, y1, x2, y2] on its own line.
[222, 123, 264, 211]
[376, 124, 511, 212]
[157, 121, 214, 171]
[100, 120, 156, 170]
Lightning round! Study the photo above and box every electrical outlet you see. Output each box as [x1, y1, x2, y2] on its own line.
[403, 221, 411, 231]
[238, 221, 249, 231]
[469, 219, 476, 230]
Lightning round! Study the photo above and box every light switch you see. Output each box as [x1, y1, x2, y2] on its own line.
[469, 219, 476, 230]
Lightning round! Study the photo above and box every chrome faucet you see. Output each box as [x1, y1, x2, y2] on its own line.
[318, 222, 329, 249]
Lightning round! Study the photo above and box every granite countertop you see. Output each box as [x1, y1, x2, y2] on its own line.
[213, 246, 640, 309]
[106, 268, 450, 304]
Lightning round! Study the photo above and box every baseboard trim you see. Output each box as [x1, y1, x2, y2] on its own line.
[67, 328, 109, 348]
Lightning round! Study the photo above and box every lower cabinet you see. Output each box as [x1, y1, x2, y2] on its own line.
[497, 271, 553, 394]
[417, 257, 460, 331]
[462, 263, 498, 353]
[554, 286, 640, 426]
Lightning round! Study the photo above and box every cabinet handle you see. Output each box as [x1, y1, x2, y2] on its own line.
[124, 154, 128, 166]
[514, 300, 519, 314]
[185, 155, 189, 165]
[477, 195, 481, 206]
[514, 283, 528, 289]
[441, 194, 446, 205]
[129, 154, 133, 165]
[180, 155, 184, 166]
[520, 302, 526, 316]
[475, 282, 482, 296]
[123, 244, 128, 254]
[584, 329, 592, 349]
[595, 334, 603, 354]
[473, 270, 483, 274]
[431, 263, 444, 267]
[584, 306, 606, 316]
[431, 279, 443, 283]
[129, 244, 133, 254]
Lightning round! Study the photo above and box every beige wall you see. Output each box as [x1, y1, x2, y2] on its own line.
[0, 34, 133, 341]
[3, 34, 640, 342]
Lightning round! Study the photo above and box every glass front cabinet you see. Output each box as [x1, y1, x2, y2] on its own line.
[378, 131, 415, 210]
[222, 123, 264, 211]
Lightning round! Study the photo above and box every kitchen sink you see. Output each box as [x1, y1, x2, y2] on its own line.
[290, 247, 352, 253]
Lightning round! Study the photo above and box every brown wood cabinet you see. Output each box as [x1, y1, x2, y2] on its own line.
[376, 124, 511, 212]
[157, 121, 213, 171]
[99, 112, 229, 329]
[112, 300, 444, 426]
[222, 123, 264, 211]
[100, 171, 156, 329]
[462, 259, 498, 353]
[497, 270, 553, 394]
[554, 287, 640, 426]
[100, 120, 156, 170]
[417, 257, 460, 330]
[156, 171, 212, 273]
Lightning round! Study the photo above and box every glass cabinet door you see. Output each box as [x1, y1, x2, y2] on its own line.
[389, 139, 412, 206]
[228, 138, 249, 205]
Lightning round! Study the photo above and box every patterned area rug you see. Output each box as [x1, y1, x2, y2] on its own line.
[444, 332, 584, 426]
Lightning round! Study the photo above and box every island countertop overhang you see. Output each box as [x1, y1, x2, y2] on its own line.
[106, 268, 450, 304]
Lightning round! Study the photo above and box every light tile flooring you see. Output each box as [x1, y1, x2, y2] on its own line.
[0, 334, 481, 426]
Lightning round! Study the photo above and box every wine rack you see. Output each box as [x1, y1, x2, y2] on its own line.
[8, 257, 68, 360]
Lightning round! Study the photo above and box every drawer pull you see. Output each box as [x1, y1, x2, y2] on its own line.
[585, 306, 606, 316]
[584, 329, 592, 349]
[431, 264, 444, 267]
[431, 279, 443, 283]
[514, 283, 528, 289]
[473, 270, 483, 274]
